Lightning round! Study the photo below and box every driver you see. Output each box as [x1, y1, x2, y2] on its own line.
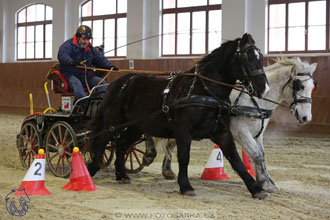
[57, 25, 118, 107]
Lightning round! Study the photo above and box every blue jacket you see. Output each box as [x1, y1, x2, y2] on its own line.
[57, 34, 114, 81]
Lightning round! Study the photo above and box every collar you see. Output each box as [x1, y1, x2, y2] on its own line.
[73, 34, 92, 52]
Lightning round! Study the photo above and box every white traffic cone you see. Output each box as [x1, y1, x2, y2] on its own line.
[201, 145, 231, 180]
[15, 149, 51, 196]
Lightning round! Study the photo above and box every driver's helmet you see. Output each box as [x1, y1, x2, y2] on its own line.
[76, 25, 92, 39]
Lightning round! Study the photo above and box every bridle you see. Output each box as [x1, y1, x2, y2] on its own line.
[234, 40, 267, 95]
[282, 72, 318, 112]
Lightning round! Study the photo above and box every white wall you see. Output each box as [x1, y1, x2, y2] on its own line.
[0, 0, 3, 62]
[127, 0, 160, 59]
[0, 0, 267, 63]
[222, 0, 266, 52]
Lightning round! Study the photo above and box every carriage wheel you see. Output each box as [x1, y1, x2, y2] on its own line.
[104, 143, 115, 167]
[17, 122, 41, 168]
[125, 138, 146, 173]
[45, 121, 77, 178]
[82, 142, 114, 167]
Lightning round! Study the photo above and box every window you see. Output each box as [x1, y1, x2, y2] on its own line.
[81, 0, 127, 57]
[17, 4, 53, 60]
[268, 0, 328, 53]
[162, 0, 222, 56]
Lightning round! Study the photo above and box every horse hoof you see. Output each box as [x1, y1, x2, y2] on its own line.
[253, 191, 269, 200]
[182, 191, 197, 197]
[262, 183, 279, 193]
[117, 179, 131, 184]
[162, 170, 176, 180]
[263, 186, 277, 193]
[142, 156, 155, 166]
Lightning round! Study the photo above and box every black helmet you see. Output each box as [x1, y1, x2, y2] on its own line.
[76, 25, 92, 39]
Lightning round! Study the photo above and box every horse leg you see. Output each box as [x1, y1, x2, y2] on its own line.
[87, 133, 110, 177]
[211, 130, 268, 199]
[143, 134, 157, 166]
[254, 137, 278, 192]
[114, 129, 142, 183]
[175, 130, 195, 196]
[162, 138, 176, 180]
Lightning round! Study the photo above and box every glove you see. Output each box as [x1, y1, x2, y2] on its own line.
[110, 65, 119, 71]
[68, 61, 81, 67]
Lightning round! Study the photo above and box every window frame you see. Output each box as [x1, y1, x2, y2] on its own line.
[161, 0, 222, 57]
[81, 0, 127, 58]
[16, 4, 52, 61]
[268, 0, 329, 54]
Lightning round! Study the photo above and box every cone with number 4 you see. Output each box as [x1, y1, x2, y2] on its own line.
[62, 147, 96, 191]
[16, 149, 51, 196]
[201, 145, 231, 180]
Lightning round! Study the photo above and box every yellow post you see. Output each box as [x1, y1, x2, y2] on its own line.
[44, 82, 52, 109]
[29, 93, 34, 114]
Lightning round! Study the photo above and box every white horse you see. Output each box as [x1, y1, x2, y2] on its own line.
[144, 57, 317, 193]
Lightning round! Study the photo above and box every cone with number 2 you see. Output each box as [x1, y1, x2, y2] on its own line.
[15, 149, 51, 196]
[201, 145, 231, 180]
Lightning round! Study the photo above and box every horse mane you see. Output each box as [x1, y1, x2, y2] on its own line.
[187, 39, 239, 75]
[266, 57, 312, 76]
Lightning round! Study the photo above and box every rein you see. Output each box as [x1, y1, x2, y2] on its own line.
[76, 65, 245, 90]
[76, 65, 292, 110]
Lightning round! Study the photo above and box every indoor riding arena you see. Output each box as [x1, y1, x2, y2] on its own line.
[0, 0, 329, 219]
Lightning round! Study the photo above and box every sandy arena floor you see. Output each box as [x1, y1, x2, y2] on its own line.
[0, 111, 329, 220]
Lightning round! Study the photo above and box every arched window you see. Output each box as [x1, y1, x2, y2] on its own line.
[81, 0, 127, 57]
[17, 4, 53, 60]
[162, 0, 222, 56]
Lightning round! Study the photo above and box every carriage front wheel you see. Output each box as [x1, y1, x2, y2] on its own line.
[45, 121, 77, 178]
[17, 122, 41, 168]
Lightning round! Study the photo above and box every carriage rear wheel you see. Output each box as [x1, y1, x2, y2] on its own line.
[125, 138, 146, 173]
[17, 122, 41, 168]
[45, 121, 77, 178]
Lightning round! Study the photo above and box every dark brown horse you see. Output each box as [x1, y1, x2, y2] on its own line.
[86, 33, 270, 199]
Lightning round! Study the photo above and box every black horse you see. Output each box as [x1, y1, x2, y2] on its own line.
[86, 33, 269, 199]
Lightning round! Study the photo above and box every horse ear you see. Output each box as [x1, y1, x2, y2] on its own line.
[241, 33, 255, 44]
[309, 63, 317, 75]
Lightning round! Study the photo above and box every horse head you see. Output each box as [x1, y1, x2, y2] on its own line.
[232, 33, 270, 98]
[283, 58, 318, 124]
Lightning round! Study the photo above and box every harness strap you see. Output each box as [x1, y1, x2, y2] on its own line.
[231, 106, 273, 119]
[249, 96, 265, 138]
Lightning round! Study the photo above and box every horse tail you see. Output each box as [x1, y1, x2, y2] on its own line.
[84, 106, 106, 154]
[84, 74, 135, 155]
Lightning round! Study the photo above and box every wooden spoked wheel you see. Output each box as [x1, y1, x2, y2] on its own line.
[104, 143, 115, 167]
[125, 138, 146, 173]
[82, 142, 114, 167]
[45, 121, 77, 178]
[17, 122, 41, 168]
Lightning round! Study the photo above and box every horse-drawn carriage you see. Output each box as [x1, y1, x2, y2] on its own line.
[17, 33, 312, 199]
[16, 69, 148, 178]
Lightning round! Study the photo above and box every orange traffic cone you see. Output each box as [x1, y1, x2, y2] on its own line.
[201, 145, 231, 180]
[62, 147, 96, 191]
[15, 149, 51, 196]
[242, 149, 255, 178]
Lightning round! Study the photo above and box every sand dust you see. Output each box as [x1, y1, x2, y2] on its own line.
[0, 111, 329, 220]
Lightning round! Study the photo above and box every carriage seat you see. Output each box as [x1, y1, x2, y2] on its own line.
[48, 70, 73, 94]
